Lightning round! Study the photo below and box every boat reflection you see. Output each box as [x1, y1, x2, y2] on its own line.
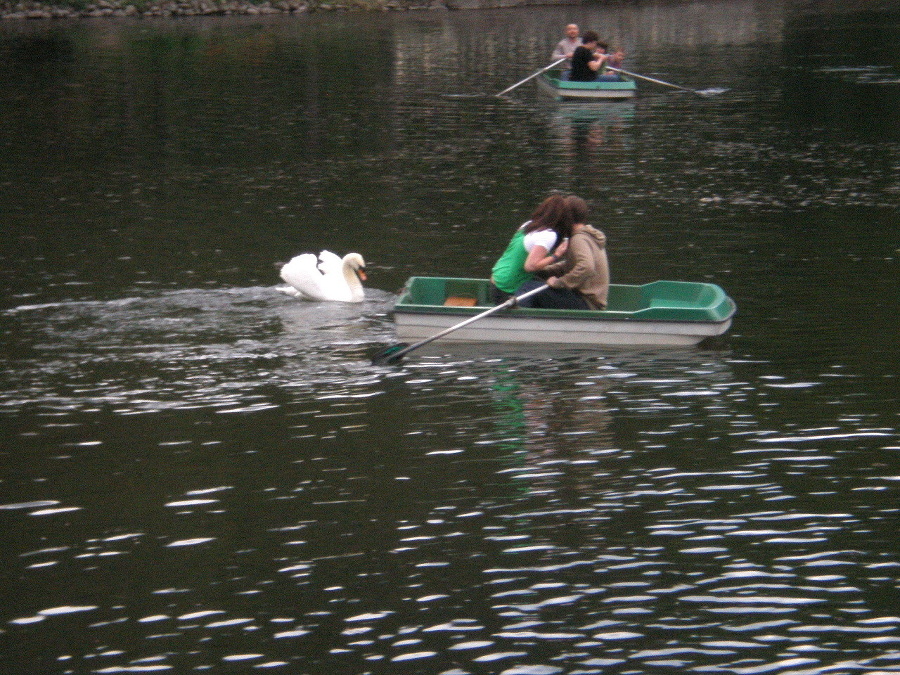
[546, 100, 635, 159]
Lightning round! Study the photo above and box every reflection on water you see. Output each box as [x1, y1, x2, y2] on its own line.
[546, 101, 635, 167]
[0, 1, 898, 673]
[1, 287, 397, 414]
[1, 287, 898, 673]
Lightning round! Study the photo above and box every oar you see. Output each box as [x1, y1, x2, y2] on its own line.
[373, 284, 550, 365]
[606, 66, 717, 96]
[496, 58, 567, 97]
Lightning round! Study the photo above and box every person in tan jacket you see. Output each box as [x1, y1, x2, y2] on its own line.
[516, 196, 609, 310]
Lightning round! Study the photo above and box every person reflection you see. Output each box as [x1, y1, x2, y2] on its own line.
[487, 362, 616, 498]
[551, 104, 632, 165]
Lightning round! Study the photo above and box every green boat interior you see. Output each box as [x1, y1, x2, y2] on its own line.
[395, 277, 736, 323]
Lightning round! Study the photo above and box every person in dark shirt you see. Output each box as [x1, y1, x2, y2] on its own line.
[569, 31, 608, 82]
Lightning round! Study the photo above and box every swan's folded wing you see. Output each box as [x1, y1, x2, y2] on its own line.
[280, 254, 328, 300]
[316, 250, 344, 276]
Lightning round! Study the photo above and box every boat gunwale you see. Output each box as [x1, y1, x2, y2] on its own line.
[393, 305, 736, 327]
[536, 71, 638, 100]
[394, 277, 737, 326]
[540, 72, 638, 91]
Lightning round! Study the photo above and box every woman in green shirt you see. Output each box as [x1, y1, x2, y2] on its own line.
[490, 195, 573, 304]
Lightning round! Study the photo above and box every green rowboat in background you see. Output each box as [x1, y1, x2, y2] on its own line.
[392, 277, 736, 347]
[537, 72, 638, 101]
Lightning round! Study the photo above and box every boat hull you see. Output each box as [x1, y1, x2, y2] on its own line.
[392, 277, 736, 348]
[394, 313, 732, 347]
[537, 72, 637, 101]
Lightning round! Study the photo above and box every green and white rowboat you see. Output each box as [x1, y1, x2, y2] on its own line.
[392, 277, 736, 347]
[537, 71, 638, 101]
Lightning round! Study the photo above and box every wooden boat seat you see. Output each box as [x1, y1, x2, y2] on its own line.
[444, 296, 478, 307]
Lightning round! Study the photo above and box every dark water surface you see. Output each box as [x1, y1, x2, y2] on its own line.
[1, 1, 898, 673]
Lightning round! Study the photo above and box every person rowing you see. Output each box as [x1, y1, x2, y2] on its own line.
[551, 23, 582, 69]
[569, 31, 615, 82]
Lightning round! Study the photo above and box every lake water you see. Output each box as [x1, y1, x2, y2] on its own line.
[1, 2, 898, 673]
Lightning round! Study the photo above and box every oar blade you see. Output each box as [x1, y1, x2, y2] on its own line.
[606, 66, 723, 97]
[372, 283, 549, 365]
[695, 87, 729, 96]
[371, 343, 410, 366]
[440, 92, 494, 99]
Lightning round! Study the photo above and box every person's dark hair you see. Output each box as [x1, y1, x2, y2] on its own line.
[524, 194, 575, 246]
[524, 195, 566, 234]
[581, 30, 599, 44]
[596, 42, 609, 52]
[565, 195, 589, 224]
[553, 212, 574, 242]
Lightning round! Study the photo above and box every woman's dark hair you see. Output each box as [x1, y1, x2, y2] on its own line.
[565, 195, 589, 224]
[525, 194, 574, 242]
[524, 195, 566, 233]
[581, 30, 599, 44]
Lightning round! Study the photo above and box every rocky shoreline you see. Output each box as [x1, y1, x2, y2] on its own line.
[0, 0, 550, 19]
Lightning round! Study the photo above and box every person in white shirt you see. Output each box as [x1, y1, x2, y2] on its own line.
[490, 195, 572, 304]
[551, 24, 581, 67]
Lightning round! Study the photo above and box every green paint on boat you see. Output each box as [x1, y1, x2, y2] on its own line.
[395, 277, 736, 324]
[537, 71, 638, 101]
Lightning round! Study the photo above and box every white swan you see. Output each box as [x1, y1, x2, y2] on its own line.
[279, 250, 367, 303]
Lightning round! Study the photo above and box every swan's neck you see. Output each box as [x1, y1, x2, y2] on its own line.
[342, 264, 364, 301]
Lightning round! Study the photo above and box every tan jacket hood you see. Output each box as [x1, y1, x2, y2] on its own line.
[543, 223, 610, 310]
[578, 224, 606, 247]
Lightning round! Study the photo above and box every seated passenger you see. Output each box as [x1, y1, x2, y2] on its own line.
[490, 195, 573, 305]
[516, 196, 609, 311]
[594, 42, 625, 81]
[568, 31, 606, 82]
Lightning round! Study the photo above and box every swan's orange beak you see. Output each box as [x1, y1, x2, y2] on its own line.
[357, 269, 367, 282]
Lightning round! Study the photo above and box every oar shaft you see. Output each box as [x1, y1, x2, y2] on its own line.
[607, 66, 697, 93]
[496, 58, 566, 97]
[388, 284, 549, 361]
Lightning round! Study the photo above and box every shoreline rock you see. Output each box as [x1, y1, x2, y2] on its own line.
[0, 0, 557, 19]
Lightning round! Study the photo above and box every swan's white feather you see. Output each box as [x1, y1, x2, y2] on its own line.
[279, 251, 366, 303]
[316, 250, 344, 275]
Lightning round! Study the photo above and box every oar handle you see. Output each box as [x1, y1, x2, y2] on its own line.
[496, 58, 567, 97]
[386, 284, 550, 362]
